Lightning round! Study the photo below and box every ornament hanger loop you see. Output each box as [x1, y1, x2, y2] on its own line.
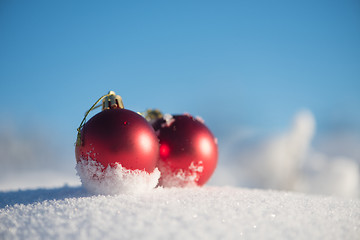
[76, 91, 124, 146]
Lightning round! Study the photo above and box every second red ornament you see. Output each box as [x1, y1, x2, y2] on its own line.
[149, 111, 218, 187]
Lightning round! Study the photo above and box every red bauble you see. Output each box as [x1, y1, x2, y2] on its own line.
[76, 109, 159, 172]
[153, 114, 218, 186]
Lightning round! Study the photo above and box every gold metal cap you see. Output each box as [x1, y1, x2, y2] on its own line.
[102, 91, 124, 110]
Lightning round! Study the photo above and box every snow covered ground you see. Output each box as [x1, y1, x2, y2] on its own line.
[1, 186, 359, 240]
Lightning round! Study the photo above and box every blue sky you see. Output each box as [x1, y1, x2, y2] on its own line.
[1, 0, 359, 146]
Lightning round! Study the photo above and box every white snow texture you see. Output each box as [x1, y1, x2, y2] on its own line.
[75, 159, 160, 195]
[0, 186, 359, 240]
[157, 160, 203, 188]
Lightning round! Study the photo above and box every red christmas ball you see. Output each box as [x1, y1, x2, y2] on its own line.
[153, 114, 218, 186]
[76, 108, 159, 173]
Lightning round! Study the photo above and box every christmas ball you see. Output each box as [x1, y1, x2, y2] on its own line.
[76, 107, 159, 173]
[152, 114, 218, 186]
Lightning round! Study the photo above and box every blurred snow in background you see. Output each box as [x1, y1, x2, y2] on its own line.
[0, 121, 79, 190]
[210, 110, 360, 198]
[0, 110, 359, 198]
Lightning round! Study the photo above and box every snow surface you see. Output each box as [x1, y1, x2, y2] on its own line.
[76, 159, 160, 195]
[1, 186, 359, 240]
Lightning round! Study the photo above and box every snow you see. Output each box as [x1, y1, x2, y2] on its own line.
[1, 186, 359, 240]
[1, 110, 360, 239]
[157, 160, 203, 187]
[213, 110, 360, 198]
[162, 113, 175, 127]
[1, 110, 359, 198]
[0, 171, 79, 191]
[75, 159, 160, 195]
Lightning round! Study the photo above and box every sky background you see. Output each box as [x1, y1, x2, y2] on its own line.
[0, 0, 359, 194]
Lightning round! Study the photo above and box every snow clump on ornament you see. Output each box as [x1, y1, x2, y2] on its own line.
[76, 158, 160, 195]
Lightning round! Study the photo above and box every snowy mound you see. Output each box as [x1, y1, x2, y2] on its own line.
[75, 159, 160, 195]
[1, 186, 359, 240]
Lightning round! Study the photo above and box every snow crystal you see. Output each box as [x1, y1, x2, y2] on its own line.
[158, 161, 204, 187]
[75, 159, 160, 195]
[162, 113, 175, 127]
[0, 186, 359, 240]
[195, 116, 205, 123]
